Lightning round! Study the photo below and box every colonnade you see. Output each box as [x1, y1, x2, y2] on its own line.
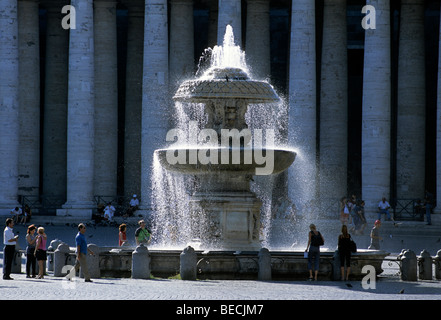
[0, 0, 440, 219]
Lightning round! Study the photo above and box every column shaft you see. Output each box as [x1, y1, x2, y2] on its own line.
[42, 1, 69, 199]
[319, 0, 348, 203]
[362, 0, 391, 214]
[94, 0, 118, 197]
[59, 0, 95, 217]
[0, 0, 20, 212]
[18, 0, 40, 197]
[141, 0, 169, 212]
[435, 2, 441, 214]
[217, 0, 241, 46]
[170, 0, 194, 88]
[245, 0, 270, 80]
[123, 0, 144, 200]
[287, 0, 317, 207]
[396, 0, 426, 199]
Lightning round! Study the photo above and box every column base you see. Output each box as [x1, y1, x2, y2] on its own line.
[57, 201, 95, 219]
[0, 201, 21, 216]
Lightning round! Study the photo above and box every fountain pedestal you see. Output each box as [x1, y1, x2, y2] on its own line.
[190, 191, 262, 250]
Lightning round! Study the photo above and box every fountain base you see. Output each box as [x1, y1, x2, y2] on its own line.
[189, 191, 262, 251]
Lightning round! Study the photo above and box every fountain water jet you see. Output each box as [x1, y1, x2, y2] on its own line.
[153, 25, 296, 250]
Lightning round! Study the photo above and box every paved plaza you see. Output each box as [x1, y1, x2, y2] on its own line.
[1, 217, 441, 304]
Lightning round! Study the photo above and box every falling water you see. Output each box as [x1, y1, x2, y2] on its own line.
[150, 25, 296, 249]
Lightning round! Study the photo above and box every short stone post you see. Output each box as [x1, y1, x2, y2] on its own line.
[418, 249, 432, 280]
[47, 239, 62, 271]
[131, 244, 150, 279]
[434, 250, 441, 280]
[399, 249, 417, 281]
[54, 243, 71, 277]
[12, 242, 21, 273]
[84, 244, 100, 279]
[258, 248, 271, 281]
[332, 250, 341, 281]
[180, 246, 197, 280]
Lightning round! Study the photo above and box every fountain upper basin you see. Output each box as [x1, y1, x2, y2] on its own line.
[155, 147, 296, 175]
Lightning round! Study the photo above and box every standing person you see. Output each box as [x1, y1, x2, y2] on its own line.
[73, 223, 95, 282]
[338, 225, 352, 281]
[34, 227, 47, 279]
[305, 224, 324, 281]
[25, 225, 37, 278]
[368, 220, 382, 250]
[119, 223, 128, 246]
[424, 190, 434, 225]
[340, 197, 350, 225]
[3, 218, 19, 280]
[135, 220, 151, 245]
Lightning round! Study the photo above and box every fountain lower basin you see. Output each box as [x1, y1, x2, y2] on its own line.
[51, 247, 390, 280]
[154, 147, 296, 175]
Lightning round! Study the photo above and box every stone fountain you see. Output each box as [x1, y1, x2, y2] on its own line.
[43, 27, 390, 281]
[155, 26, 296, 250]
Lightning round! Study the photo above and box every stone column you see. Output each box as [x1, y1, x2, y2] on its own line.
[319, 0, 348, 206]
[18, 0, 40, 197]
[94, 0, 118, 198]
[287, 0, 317, 208]
[396, 0, 425, 200]
[169, 0, 194, 89]
[207, 0, 218, 48]
[362, 0, 391, 216]
[435, 2, 441, 214]
[217, 0, 241, 46]
[141, 0, 169, 213]
[42, 1, 69, 200]
[123, 0, 143, 200]
[58, 0, 95, 218]
[0, 0, 20, 213]
[245, 0, 270, 80]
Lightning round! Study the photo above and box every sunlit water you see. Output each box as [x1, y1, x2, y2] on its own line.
[150, 25, 306, 250]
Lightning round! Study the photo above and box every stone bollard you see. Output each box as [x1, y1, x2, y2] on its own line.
[332, 250, 341, 281]
[180, 246, 197, 280]
[84, 244, 100, 279]
[418, 249, 432, 280]
[258, 248, 271, 281]
[399, 249, 417, 281]
[12, 242, 21, 274]
[47, 239, 63, 271]
[131, 244, 150, 279]
[435, 250, 441, 280]
[54, 243, 71, 277]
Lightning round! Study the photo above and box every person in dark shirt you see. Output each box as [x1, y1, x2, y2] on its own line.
[72, 223, 95, 282]
[338, 225, 352, 281]
[305, 224, 324, 281]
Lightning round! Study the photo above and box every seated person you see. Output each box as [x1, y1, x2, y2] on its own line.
[10, 207, 22, 223]
[377, 197, 391, 221]
[125, 194, 139, 217]
[19, 205, 32, 224]
[103, 202, 116, 222]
